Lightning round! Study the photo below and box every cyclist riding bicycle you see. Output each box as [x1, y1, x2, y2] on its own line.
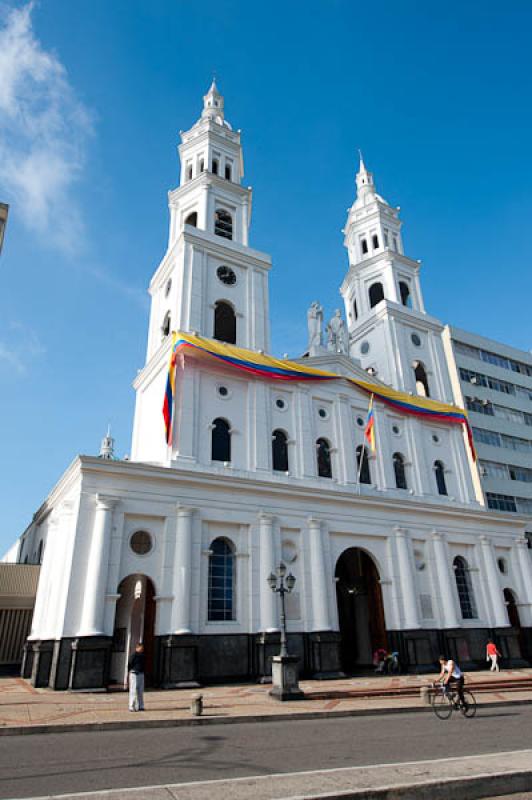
[434, 654, 466, 707]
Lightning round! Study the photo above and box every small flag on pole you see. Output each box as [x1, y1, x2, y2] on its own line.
[364, 394, 376, 453]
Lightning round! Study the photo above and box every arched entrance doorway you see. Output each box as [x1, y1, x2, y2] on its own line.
[335, 547, 387, 673]
[110, 575, 156, 687]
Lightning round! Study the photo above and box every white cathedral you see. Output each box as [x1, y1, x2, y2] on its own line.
[11, 83, 531, 690]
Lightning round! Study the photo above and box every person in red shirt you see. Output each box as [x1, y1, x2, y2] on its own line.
[486, 639, 502, 672]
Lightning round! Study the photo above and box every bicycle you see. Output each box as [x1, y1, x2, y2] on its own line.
[430, 681, 477, 720]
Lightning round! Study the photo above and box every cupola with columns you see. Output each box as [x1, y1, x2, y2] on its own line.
[340, 155, 453, 403]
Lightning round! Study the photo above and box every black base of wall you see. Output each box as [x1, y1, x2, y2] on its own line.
[23, 626, 531, 691]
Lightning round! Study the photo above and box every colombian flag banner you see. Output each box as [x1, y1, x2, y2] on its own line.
[162, 331, 476, 460]
[364, 394, 376, 453]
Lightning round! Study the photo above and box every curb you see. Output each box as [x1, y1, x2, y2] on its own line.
[1, 696, 531, 738]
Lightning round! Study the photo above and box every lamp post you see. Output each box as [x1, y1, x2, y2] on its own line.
[267, 562, 304, 701]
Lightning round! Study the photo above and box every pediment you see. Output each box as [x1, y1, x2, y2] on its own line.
[292, 352, 388, 387]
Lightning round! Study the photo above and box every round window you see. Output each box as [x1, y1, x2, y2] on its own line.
[165, 278, 172, 297]
[411, 333, 422, 347]
[276, 398, 286, 410]
[356, 416, 364, 427]
[497, 557, 507, 575]
[318, 408, 328, 419]
[432, 434, 440, 444]
[217, 265, 237, 286]
[130, 531, 153, 556]
[360, 341, 370, 355]
[218, 386, 229, 397]
[392, 425, 400, 435]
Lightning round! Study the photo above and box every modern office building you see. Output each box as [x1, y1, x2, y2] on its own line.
[444, 326, 532, 553]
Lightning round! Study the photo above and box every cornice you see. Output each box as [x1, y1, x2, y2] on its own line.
[340, 251, 421, 294]
[169, 172, 251, 204]
[73, 456, 526, 533]
[181, 227, 271, 270]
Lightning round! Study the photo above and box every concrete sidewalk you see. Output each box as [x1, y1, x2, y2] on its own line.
[11, 750, 532, 800]
[1, 669, 531, 736]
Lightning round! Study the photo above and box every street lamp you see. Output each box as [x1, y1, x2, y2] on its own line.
[267, 562, 304, 701]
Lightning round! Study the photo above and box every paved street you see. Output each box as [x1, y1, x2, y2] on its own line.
[2, 704, 532, 799]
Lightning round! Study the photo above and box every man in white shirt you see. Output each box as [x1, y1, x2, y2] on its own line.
[435, 654, 466, 707]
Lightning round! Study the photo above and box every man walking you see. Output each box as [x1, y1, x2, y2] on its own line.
[486, 639, 502, 672]
[128, 643, 145, 712]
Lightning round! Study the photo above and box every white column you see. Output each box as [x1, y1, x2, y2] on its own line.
[80, 495, 118, 636]
[393, 526, 420, 629]
[308, 518, 331, 631]
[479, 535, 508, 627]
[514, 537, 532, 607]
[171, 506, 195, 634]
[431, 530, 460, 628]
[259, 513, 278, 632]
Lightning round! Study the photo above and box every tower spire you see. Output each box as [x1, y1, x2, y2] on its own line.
[202, 79, 224, 122]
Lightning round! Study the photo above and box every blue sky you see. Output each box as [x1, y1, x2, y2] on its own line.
[1, 0, 531, 554]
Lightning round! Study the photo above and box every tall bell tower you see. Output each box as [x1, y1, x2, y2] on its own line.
[340, 156, 453, 403]
[132, 83, 272, 464]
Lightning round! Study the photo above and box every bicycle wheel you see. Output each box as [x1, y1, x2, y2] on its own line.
[431, 690, 453, 719]
[460, 690, 477, 718]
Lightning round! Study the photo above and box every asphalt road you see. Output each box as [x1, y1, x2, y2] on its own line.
[1, 705, 531, 800]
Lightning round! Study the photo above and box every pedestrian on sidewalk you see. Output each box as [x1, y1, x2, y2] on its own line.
[486, 639, 502, 672]
[128, 643, 145, 712]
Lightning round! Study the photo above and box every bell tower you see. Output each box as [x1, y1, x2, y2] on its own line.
[340, 156, 453, 403]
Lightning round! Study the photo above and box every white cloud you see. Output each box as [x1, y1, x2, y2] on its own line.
[0, 320, 46, 375]
[0, 2, 92, 252]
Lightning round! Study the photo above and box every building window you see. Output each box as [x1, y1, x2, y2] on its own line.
[399, 281, 411, 307]
[214, 209, 233, 240]
[497, 557, 508, 575]
[208, 537, 235, 621]
[199, 158, 205, 172]
[369, 282, 384, 308]
[486, 492, 517, 512]
[162, 311, 171, 338]
[414, 361, 430, 397]
[356, 444, 371, 484]
[184, 211, 198, 227]
[211, 418, 231, 462]
[212, 158, 219, 175]
[214, 301, 236, 344]
[272, 429, 289, 472]
[361, 238, 368, 255]
[224, 163, 232, 181]
[393, 452, 407, 490]
[453, 556, 477, 619]
[186, 164, 193, 181]
[353, 297, 358, 320]
[525, 533, 532, 550]
[372, 234, 379, 249]
[130, 530, 153, 555]
[216, 265, 237, 285]
[37, 540, 44, 564]
[316, 438, 332, 478]
[434, 460, 447, 495]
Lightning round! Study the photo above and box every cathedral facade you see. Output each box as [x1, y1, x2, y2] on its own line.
[14, 84, 532, 690]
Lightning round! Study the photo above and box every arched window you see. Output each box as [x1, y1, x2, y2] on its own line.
[224, 163, 232, 181]
[212, 158, 219, 175]
[356, 445, 371, 484]
[434, 460, 447, 495]
[186, 164, 193, 181]
[199, 158, 205, 173]
[316, 438, 332, 479]
[162, 311, 171, 338]
[453, 556, 477, 619]
[272, 429, 289, 472]
[208, 537, 235, 621]
[211, 418, 231, 462]
[184, 211, 197, 227]
[353, 298, 358, 320]
[214, 300, 236, 344]
[393, 452, 407, 490]
[399, 281, 411, 307]
[369, 282, 384, 308]
[361, 239, 369, 255]
[414, 361, 430, 397]
[372, 234, 379, 249]
[214, 209, 233, 240]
